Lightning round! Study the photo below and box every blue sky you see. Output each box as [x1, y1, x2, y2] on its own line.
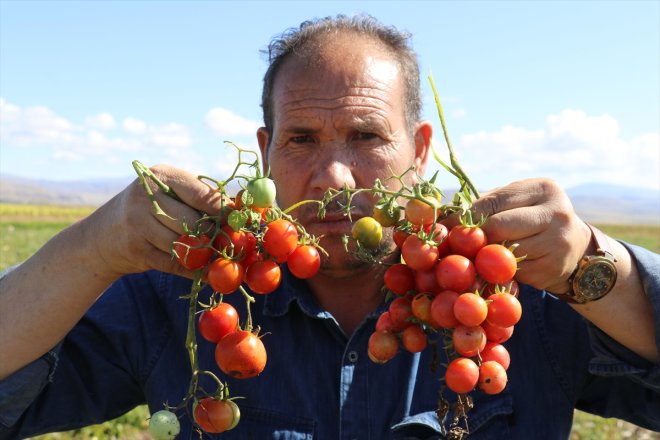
[1, 0, 658, 192]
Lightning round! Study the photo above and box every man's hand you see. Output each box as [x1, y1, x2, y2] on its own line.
[0, 164, 226, 378]
[467, 178, 592, 294]
[86, 164, 226, 280]
[458, 178, 657, 363]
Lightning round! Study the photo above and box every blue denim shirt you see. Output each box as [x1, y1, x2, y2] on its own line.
[1, 243, 659, 439]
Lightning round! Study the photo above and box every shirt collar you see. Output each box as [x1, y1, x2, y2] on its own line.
[262, 265, 390, 322]
[262, 265, 335, 320]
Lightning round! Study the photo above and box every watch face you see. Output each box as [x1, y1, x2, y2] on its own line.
[575, 259, 617, 301]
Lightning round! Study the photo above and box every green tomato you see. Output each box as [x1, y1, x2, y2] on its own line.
[352, 216, 383, 249]
[149, 410, 180, 440]
[246, 177, 276, 208]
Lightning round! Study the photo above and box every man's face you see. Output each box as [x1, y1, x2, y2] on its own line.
[259, 34, 429, 273]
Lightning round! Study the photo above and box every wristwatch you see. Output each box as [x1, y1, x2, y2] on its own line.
[556, 224, 618, 304]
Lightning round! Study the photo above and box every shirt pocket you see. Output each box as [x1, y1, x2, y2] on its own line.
[218, 406, 316, 440]
[391, 392, 514, 440]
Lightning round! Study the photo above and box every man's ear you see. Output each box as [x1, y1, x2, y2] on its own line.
[257, 127, 270, 175]
[413, 121, 433, 176]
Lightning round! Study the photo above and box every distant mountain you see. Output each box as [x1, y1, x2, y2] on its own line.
[0, 174, 132, 206]
[0, 175, 658, 225]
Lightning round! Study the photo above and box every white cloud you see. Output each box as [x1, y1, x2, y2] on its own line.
[438, 109, 660, 190]
[85, 112, 116, 130]
[204, 107, 261, 138]
[123, 117, 146, 134]
[148, 123, 192, 149]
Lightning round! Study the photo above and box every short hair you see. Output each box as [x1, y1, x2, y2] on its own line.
[261, 14, 421, 141]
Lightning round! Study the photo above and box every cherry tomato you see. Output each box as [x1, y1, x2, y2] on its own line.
[452, 324, 487, 357]
[401, 325, 428, 353]
[286, 245, 321, 279]
[207, 258, 244, 294]
[245, 260, 281, 294]
[263, 219, 298, 260]
[480, 342, 511, 370]
[453, 292, 488, 327]
[411, 292, 433, 323]
[435, 254, 476, 292]
[393, 229, 410, 249]
[414, 266, 441, 294]
[448, 225, 488, 259]
[213, 225, 256, 261]
[405, 196, 440, 226]
[373, 200, 401, 227]
[193, 397, 240, 433]
[246, 177, 276, 208]
[425, 223, 451, 257]
[445, 357, 479, 394]
[478, 361, 508, 395]
[149, 410, 180, 440]
[351, 216, 383, 249]
[384, 264, 415, 295]
[368, 331, 399, 364]
[198, 302, 239, 343]
[475, 244, 517, 285]
[487, 293, 522, 328]
[388, 297, 413, 329]
[215, 330, 267, 379]
[430, 290, 460, 329]
[173, 234, 213, 270]
[482, 320, 515, 343]
[375, 311, 407, 333]
[402, 235, 439, 271]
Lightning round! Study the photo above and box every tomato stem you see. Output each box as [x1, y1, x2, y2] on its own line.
[427, 74, 480, 200]
[239, 286, 255, 332]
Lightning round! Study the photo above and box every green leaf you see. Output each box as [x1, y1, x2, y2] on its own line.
[228, 210, 248, 232]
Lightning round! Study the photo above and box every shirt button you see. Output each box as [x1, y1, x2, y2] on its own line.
[347, 351, 359, 363]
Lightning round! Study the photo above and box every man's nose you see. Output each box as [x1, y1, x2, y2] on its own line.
[309, 149, 357, 192]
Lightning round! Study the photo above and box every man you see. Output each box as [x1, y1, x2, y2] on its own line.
[1, 15, 658, 439]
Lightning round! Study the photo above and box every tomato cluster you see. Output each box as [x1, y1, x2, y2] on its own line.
[164, 177, 323, 437]
[362, 197, 522, 398]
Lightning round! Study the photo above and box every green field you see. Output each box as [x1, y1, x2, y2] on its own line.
[1, 203, 658, 440]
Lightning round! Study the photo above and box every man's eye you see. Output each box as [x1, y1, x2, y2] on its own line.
[290, 135, 314, 144]
[353, 132, 379, 141]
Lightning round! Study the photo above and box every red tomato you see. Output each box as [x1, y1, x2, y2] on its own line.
[393, 229, 410, 249]
[482, 320, 515, 343]
[475, 244, 517, 285]
[402, 235, 439, 271]
[245, 260, 281, 294]
[425, 223, 451, 257]
[487, 293, 522, 328]
[262, 219, 299, 260]
[173, 234, 213, 270]
[287, 245, 321, 279]
[198, 303, 239, 343]
[453, 292, 488, 327]
[213, 225, 256, 261]
[388, 297, 413, 329]
[435, 254, 476, 292]
[193, 398, 240, 433]
[480, 342, 511, 370]
[384, 264, 415, 295]
[413, 266, 440, 294]
[430, 290, 460, 329]
[478, 361, 508, 395]
[447, 225, 488, 259]
[452, 324, 487, 357]
[207, 258, 244, 294]
[375, 311, 403, 333]
[401, 325, 428, 353]
[368, 331, 399, 364]
[215, 330, 267, 379]
[445, 357, 479, 394]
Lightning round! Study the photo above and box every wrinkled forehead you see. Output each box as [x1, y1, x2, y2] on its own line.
[271, 33, 404, 115]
